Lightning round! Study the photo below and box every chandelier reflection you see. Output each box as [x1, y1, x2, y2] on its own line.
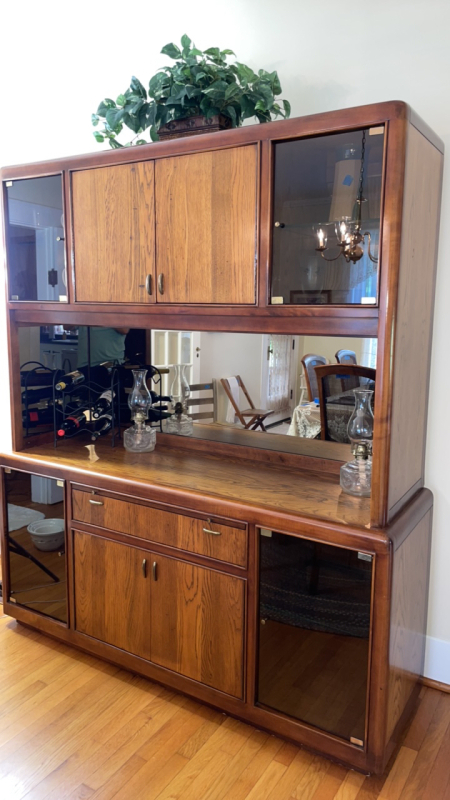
[315, 130, 378, 265]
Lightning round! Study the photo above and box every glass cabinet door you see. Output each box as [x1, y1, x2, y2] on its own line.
[271, 127, 384, 306]
[4, 175, 67, 302]
[4, 469, 67, 623]
[257, 529, 373, 744]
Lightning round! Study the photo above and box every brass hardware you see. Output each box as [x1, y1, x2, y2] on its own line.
[11, 295, 19, 300]
[4, 468, 11, 474]
[350, 736, 364, 747]
[202, 519, 221, 536]
[157, 274, 164, 295]
[358, 552, 373, 562]
[261, 618, 266, 625]
[89, 492, 103, 506]
[271, 297, 284, 305]
[152, 561, 157, 581]
[145, 274, 152, 295]
[56, 480, 64, 488]
[274, 221, 285, 228]
[56, 236, 65, 242]
[6, 181, 13, 187]
[142, 559, 147, 577]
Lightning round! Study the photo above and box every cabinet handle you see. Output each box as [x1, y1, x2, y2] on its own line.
[274, 221, 285, 228]
[145, 274, 152, 295]
[142, 558, 147, 577]
[152, 561, 158, 581]
[89, 494, 104, 506]
[56, 236, 65, 241]
[202, 519, 221, 536]
[157, 274, 164, 295]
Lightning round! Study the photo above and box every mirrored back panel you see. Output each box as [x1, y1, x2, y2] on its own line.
[18, 326, 377, 459]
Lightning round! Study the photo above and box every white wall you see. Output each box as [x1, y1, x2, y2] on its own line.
[1, 0, 449, 680]
[199, 332, 263, 422]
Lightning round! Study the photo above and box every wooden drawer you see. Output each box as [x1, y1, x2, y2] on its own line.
[71, 489, 247, 567]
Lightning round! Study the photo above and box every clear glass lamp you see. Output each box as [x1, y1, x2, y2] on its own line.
[163, 364, 194, 436]
[123, 369, 156, 453]
[340, 388, 374, 497]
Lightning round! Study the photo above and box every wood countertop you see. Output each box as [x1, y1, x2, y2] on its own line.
[1, 435, 373, 532]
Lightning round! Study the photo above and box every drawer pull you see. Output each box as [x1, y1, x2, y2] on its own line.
[157, 273, 164, 295]
[89, 495, 104, 506]
[142, 559, 147, 578]
[145, 274, 152, 295]
[152, 561, 158, 581]
[202, 520, 221, 536]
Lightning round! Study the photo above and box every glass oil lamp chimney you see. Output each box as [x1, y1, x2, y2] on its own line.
[340, 388, 374, 497]
[123, 368, 156, 453]
[163, 364, 194, 436]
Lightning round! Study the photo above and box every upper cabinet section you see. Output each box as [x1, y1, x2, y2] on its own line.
[72, 162, 155, 304]
[155, 145, 258, 304]
[4, 175, 67, 303]
[270, 127, 384, 306]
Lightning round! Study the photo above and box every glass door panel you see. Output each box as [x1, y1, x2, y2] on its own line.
[271, 127, 384, 306]
[257, 530, 373, 744]
[4, 175, 67, 302]
[4, 469, 67, 623]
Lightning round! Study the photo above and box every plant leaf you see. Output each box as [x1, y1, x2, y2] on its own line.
[189, 48, 203, 57]
[161, 42, 181, 59]
[149, 125, 159, 142]
[116, 94, 126, 107]
[109, 139, 123, 148]
[130, 76, 147, 98]
[91, 113, 99, 127]
[282, 99, 291, 118]
[93, 132, 104, 142]
[181, 34, 192, 50]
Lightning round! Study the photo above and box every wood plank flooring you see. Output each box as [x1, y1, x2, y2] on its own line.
[0, 609, 450, 799]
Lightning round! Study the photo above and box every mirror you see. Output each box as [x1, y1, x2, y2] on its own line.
[18, 326, 377, 456]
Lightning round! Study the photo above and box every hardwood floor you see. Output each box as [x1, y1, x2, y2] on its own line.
[0, 610, 450, 799]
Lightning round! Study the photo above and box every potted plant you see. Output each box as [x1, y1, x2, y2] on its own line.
[92, 34, 291, 147]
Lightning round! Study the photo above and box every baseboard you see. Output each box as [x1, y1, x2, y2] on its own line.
[423, 634, 450, 686]
[420, 676, 450, 694]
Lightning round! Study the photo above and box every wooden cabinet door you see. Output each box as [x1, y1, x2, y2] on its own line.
[150, 554, 245, 698]
[73, 531, 151, 660]
[155, 145, 258, 304]
[72, 162, 155, 303]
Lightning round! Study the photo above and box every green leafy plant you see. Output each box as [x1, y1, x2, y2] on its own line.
[92, 34, 291, 148]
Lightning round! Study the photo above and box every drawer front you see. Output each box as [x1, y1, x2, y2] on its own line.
[71, 489, 247, 567]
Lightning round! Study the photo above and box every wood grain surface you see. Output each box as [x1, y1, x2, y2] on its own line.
[150, 553, 245, 698]
[387, 126, 443, 518]
[72, 488, 248, 567]
[155, 145, 257, 304]
[386, 509, 433, 744]
[73, 530, 152, 660]
[72, 162, 155, 303]
[11, 436, 372, 530]
[0, 612, 449, 798]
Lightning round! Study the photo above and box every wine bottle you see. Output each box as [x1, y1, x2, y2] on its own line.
[92, 389, 115, 419]
[90, 414, 113, 441]
[150, 390, 171, 403]
[55, 370, 85, 392]
[22, 405, 55, 428]
[57, 411, 87, 438]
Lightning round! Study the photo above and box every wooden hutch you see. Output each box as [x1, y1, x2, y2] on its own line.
[0, 100, 444, 774]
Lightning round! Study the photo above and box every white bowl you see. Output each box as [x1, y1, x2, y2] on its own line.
[27, 518, 65, 551]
